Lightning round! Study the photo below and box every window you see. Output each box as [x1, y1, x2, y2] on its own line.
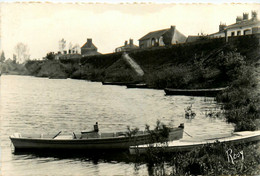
[243, 29, 251, 35]
[231, 32, 235, 36]
[151, 38, 156, 47]
[237, 31, 241, 36]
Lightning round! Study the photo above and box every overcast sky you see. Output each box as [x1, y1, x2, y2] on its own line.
[0, 2, 259, 59]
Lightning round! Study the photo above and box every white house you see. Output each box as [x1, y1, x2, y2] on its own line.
[209, 11, 260, 39]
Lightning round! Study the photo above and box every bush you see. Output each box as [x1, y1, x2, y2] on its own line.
[168, 142, 260, 175]
[216, 62, 259, 131]
[145, 66, 193, 89]
[46, 52, 55, 60]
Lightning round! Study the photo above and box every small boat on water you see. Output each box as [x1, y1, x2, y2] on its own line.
[126, 83, 148, 89]
[102, 81, 139, 86]
[10, 123, 184, 151]
[129, 130, 260, 155]
[164, 87, 227, 97]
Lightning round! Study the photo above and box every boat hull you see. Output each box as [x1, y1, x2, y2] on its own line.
[10, 127, 183, 151]
[164, 87, 226, 97]
[126, 84, 148, 89]
[129, 131, 260, 155]
[102, 82, 138, 86]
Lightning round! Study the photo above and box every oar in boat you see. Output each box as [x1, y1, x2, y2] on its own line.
[73, 132, 77, 139]
[52, 131, 62, 139]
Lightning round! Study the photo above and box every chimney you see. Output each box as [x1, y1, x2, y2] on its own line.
[170, 25, 176, 30]
[219, 23, 226, 32]
[243, 13, 249, 20]
[124, 40, 128, 46]
[236, 16, 242, 23]
[87, 38, 92, 44]
[252, 11, 257, 21]
[129, 39, 133, 46]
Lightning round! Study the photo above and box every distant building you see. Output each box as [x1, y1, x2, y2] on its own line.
[138, 25, 187, 48]
[81, 38, 101, 57]
[209, 11, 260, 39]
[186, 35, 201, 43]
[115, 39, 139, 52]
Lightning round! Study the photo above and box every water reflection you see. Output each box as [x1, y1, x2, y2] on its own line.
[13, 150, 134, 164]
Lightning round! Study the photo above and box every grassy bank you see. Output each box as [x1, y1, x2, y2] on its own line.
[139, 141, 260, 175]
[133, 120, 260, 175]
[25, 35, 259, 85]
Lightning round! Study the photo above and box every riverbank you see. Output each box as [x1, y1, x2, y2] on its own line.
[24, 35, 260, 131]
[0, 61, 29, 75]
[25, 34, 259, 87]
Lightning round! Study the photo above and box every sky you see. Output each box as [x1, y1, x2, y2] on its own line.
[0, 2, 259, 59]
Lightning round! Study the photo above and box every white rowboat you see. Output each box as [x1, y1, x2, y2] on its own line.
[129, 130, 260, 155]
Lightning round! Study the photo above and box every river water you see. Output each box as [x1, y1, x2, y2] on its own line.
[0, 75, 234, 176]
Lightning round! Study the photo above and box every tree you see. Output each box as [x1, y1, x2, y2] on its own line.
[59, 38, 66, 52]
[14, 43, 30, 63]
[0, 51, 5, 62]
[13, 54, 17, 64]
[46, 52, 55, 60]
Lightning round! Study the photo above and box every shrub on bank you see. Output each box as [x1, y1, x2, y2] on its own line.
[216, 63, 259, 131]
[134, 124, 260, 175]
[167, 142, 260, 175]
[145, 65, 193, 89]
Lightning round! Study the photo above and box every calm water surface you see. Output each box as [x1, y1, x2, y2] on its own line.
[0, 75, 234, 176]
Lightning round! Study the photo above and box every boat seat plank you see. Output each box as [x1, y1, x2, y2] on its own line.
[101, 133, 115, 138]
[21, 134, 42, 138]
[116, 132, 127, 137]
[81, 132, 100, 139]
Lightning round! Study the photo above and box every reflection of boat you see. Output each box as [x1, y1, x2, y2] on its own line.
[129, 130, 260, 155]
[126, 83, 148, 89]
[164, 87, 227, 97]
[10, 124, 184, 151]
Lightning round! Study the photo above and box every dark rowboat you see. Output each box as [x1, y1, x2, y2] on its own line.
[10, 124, 184, 151]
[102, 82, 137, 86]
[129, 130, 260, 155]
[164, 87, 227, 97]
[126, 83, 148, 89]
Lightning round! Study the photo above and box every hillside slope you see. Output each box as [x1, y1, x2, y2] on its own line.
[25, 34, 260, 89]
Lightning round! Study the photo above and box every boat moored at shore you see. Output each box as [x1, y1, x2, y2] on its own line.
[164, 87, 227, 97]
[129, 130, 260, 155]
[10, 123, 184, 151]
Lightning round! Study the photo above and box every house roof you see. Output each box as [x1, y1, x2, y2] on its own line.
[225, 19, 260, 30]
[186, 36, 201, 43]
[81, 41, 97, 49]
[208, 31, 224, 36]
[139, 28, 169, 41]
[116, 44, 139, 49]
[82, 51, 101, 56]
